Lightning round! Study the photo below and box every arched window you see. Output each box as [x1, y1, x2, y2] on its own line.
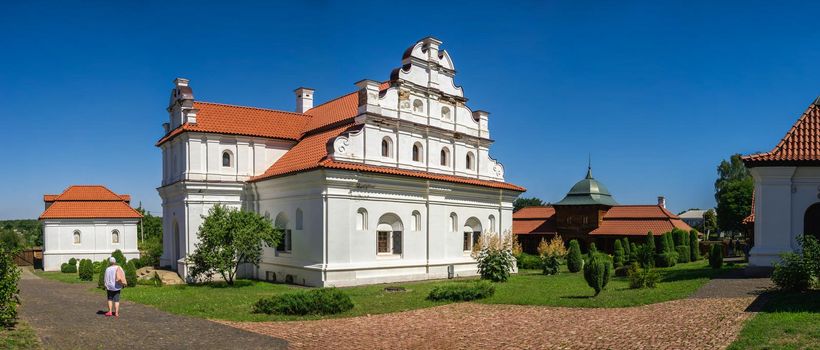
[412, 142, 423, 162]
[488, 215, 496, 234]
[413, 99, 424, 113]
[806, 203, 820, 240]
[356, 208, 368, 230]
[73, 230, 81, 244]
[440, 147, 451, 167]
[463, 217, 483, 251]
[376, 213, 403, 255]
[275, 212, 292, 252]
[111, 230, 120, 244]
[222, 151, 232, 167]
[441, 106, 451, 120]
[295, 208, 303, 230]
[411, 211, 421, 231]
[466, 152, 475, 170]
[381, 137, 393, 158]
[449, 213, 458, 232]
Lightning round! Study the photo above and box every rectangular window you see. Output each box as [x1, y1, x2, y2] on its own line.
[473, 232, 481, 248]
[277, 230, 292, 252]
[392, 231, 402, 254]
[463, 232, 471, 251]
[378, 231, 390, 253]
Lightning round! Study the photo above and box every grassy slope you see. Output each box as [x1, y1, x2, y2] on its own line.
[36, 261, 731, 322]
[728, 290, 820, 350]
[0, 321, 43, 350]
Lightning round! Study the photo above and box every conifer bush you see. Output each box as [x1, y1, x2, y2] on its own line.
[567, 240, 583, 273]
[68, 257, 77, 266]
[627, 263, 660, 289]
[630, 242, 639, 263]
[635, 244, 655, 268]
[515, 253, 541, 270]
[78, 259, 94, 281]
[709, 244, 724, 269]
[427, 281, 495, 301]
[583, 251, 611, 296]
[61, 261, 77, 273]
[588, 242, 598, 254]
[622, 238, 632, 262]
[689, 230, 701, 261]
[112, 250, 126, 265]
[646, 232, 656, 253]
[252, 288, 353, 315]
[98, 260, 107, 288]
[613, 240, 625, 268]
[124, 261, 137, 287]
[675, 246, 690, 263]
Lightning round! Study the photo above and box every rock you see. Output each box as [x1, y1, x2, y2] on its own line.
[135, 267, 185, 285]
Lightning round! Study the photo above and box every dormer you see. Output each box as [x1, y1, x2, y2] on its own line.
[167, 78, 198, 129]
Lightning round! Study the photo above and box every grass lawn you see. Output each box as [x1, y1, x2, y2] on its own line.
[728, 290, 820, 350]
[34, 271, 91, 284]
[0, 321, 43, 349]
[87, 260, 732, 322]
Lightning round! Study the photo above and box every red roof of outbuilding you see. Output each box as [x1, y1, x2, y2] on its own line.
[743, 99, 820, 166]
[512, 205, 693, 236]
[40, 185, 142, 220]
[512, 206, 557, 235]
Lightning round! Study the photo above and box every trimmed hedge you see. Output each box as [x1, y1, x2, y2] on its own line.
[98, 260, 107, 288]
[583, 252, 612, 296]
[772, 253, 812, 291]
[675, 245, 690, 263]
[628, 263, 660, 289]
[124, 261, 137, 287]
[427, 281, 495, 302]
[68, 258, 77, 266]
[613, 240, 625, 268]
[689, 230, 701, 261]
[60, 262, 77, 273]
[128, 258, 143, 270]
[78, 259, 94, 281]
[709, 244, 724, 269]
[515, 253, 541, 270]
[112, 249, 126, 265]
[252, 288, 354, 315]
[655, 252, 678, 267]
[567, 240, 583, 273]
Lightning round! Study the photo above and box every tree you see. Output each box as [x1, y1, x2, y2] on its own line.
[136, 207, 163, 268]
[646, 232, 656, 253]
[714, 154, 753, 234]
[689, 230, 701, 261]
[0, 228, 23, 250]
[703, 209, 718, 238]
[710, 244, 724, 269]
[0, 246, 20, 328]
[188, 205, 281, 285]
[513, 197, 545, 212]
[567, 240, 583, 273]
[613, 240, 625, 268]
[583, 251, 612, 296]
[112, 249, 126, 266]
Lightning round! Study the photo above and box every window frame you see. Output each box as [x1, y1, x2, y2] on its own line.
[222, 150, 232, 167]
[111, 229, 120, 244]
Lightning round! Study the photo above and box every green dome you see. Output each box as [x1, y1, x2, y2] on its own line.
[554, 168, 618, 206]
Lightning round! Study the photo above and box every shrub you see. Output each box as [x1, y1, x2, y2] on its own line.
[68, 257, 77, 266]
[60, 262, 77, 273]
[567, 240, 583, 273]
[772, 253, 812, 291]
[541, 255, 561, 275]
[98, 260, 107, 288]
[515, 253, 541, 270]
[0, 247, 21, 328]
[689, 230, 701, 261]
[252, 288, 354, 315]
[427, 281, 495, 301]
[655, 252, 678, 267]
[473, 232, 516, 282]
[537, 235, 567, 275]
[622, 238, 631, 262]
[628, 263, 660, 289]
[613, 240, 625, 268]
[673, 229, 688, 247]
[646, 232, 656, 253]
[629, 242, 639, 263]
[583, 252, 612, 296]
[128, 258, 143, 270]
[92, 261, 103, 273]
[124, 261, 137, 287]
[798, 235, 820, 277]
[614, 265, 629, 277]
[112, 249, 126, 265]
[78, 259, 94, 281]
[588, 242, 598, 254]
[709, 244, 724, 269]
[634, 244, 655, 268]
[675, 245, 690, 263]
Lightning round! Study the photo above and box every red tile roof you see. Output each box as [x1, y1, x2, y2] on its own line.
[591, 205, 693, 236]
[512, 206, 557, 234]
[511, 205, 693, 236]
[743, 191, 755, 225]
[156, 102, 311, 146]
[40, 185, 142, 220]
[743, 99, 820, 166]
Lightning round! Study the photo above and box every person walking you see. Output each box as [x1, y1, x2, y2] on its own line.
[104, 256, 127, 317]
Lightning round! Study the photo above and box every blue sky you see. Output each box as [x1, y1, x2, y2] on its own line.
[0, 1, 817, 219]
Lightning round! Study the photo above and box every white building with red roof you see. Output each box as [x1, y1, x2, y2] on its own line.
[743, 97, 820, 267]
[39, 185, 142, 270]
[157, 37, 525, 286]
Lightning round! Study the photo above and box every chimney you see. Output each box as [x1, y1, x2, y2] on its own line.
[294, 87, 314, 113]
[658, 196, 666, 209]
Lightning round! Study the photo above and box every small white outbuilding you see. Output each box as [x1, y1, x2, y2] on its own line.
[39, 185, 142, 270]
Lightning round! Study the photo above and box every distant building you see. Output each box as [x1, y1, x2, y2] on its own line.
[742, 96, 820, 267]
[513, 167, 693, 254]
[678, 209, 707, 229]
[39, 185, 142, 271]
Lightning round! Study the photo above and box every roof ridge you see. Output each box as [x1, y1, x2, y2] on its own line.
[195, 101, 309, 117]
[770, 103, 815, 154]
[305, 91, 357, 113]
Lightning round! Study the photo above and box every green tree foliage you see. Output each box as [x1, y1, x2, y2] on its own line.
[622, 237, 631, 259]
[567, 240, 583, 273]
[635, 244, 655, 268]
[252, 288, 354, 315]
[689, 230, 701, 261]
[714, 154, 753, 234]
[78, 259, 94, 281]
[97, 260, 107, 289]
[136, 207, 163, 267]
[658, 232, 673, 253]
[588, 242, 598, 254]
[473, 234, 516, 282]
[0, 228, 24, 250]
[703, 209, 718, 237]
[583, 251, 612, 296]
[646, 232, 656, 253]
[613, 240, 625, 268]
[629, 242, 639, 263]
[111, 250, 126, 266]
[675, 246, 690, 263]
[709, 244, 724, 269]
[124, 261, 137, 287]
[0, 247, 21, 328]
[673, 229, 688, 247]
[512, 197, 545, 212]
[0, 220, 42, 248]
[188, 205, 281, 285]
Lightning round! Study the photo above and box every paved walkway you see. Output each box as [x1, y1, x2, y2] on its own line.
[222, 271, 773, 350]
[17, 270, 287, 350]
